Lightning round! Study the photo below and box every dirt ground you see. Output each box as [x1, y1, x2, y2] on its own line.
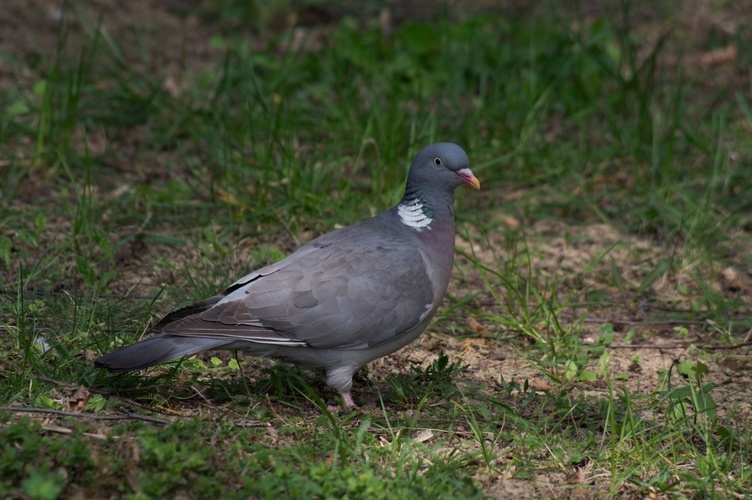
[2, 0, 751, 496]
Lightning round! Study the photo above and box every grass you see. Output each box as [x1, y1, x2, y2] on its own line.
[1, 0, 751, 497]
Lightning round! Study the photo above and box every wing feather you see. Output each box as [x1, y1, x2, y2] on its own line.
[157, 223, 435, 349]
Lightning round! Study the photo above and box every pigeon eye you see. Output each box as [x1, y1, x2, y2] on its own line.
[433, 157, 442, 167]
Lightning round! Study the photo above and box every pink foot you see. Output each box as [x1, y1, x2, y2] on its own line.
[326, 391, 356, 411]
[341, 391, 356, 407]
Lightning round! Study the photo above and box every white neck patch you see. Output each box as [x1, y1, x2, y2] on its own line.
[397, 197, 432, 231]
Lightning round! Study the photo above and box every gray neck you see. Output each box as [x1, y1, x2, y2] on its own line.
[395, 183, 457, 299]
[395, 184, 455, 233]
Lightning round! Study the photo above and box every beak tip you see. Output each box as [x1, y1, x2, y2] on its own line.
[457, 168, 481, 190]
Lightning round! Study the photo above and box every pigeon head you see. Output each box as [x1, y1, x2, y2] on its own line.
[396, 143, 479, 232]
[405, 143, 480, 193]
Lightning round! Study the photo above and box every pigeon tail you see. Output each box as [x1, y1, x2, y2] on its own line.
[94, 336, 231, 372]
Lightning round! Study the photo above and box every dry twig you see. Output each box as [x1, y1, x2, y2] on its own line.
[0, 406, 172, 425]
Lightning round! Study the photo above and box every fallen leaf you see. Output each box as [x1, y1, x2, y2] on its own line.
[466, 317, 488, 335]
[68, 385, 90, 412]
[528, 379, 553, 392]
[414, 429, 434, 443]
[698, 44, 738, 68]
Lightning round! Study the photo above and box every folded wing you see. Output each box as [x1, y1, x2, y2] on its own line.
[159, 228, 435, 350]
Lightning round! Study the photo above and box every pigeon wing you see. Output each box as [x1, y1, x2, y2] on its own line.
[159, 229, 435, 349]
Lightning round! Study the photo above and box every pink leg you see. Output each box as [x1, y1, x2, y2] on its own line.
[326, 391, 356, 411]
[341, 391, 356, 407]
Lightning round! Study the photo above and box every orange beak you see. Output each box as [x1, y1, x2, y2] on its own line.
[457, 168, 481, 189]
